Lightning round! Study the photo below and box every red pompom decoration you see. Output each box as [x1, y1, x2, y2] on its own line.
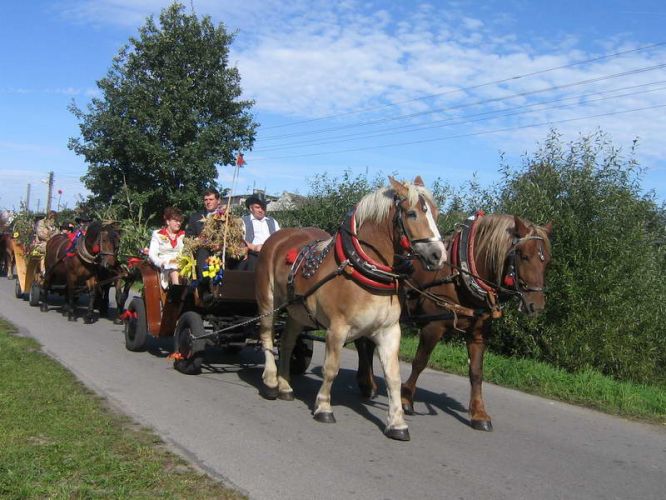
[503, 274, 515, 287]
[399, 235, 411, 250]
[285, 248, 299, 264]
[92, 244, 100, 254]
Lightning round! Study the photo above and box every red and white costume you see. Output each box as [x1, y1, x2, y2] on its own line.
[148, 228, 185, 288]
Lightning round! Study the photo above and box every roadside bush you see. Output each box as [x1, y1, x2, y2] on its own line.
[483, 131, 666, 385]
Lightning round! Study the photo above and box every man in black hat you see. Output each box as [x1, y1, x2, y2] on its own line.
[238, 192, 280, 271]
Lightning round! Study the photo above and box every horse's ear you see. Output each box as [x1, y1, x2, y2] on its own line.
[543, 222, 553, 235]
[413, 175, 425, 187]
[389, 176, 409, 198]
[513, 215, 530, 237]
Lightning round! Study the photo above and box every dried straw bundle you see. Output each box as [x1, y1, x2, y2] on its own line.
[183, 211, 246, 260]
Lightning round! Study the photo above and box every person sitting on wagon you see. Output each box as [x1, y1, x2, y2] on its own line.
[148, 206, 185, 289]
[185, 188, 223, 302]
[237, 192, 280, 271]
[33, 210, 57, 273]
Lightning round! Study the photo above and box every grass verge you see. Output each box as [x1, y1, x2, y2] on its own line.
[0, 319, 244, 499]
[399, 333, 666, 424]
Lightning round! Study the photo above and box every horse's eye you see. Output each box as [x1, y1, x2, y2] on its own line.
[406, 210, 417, 219]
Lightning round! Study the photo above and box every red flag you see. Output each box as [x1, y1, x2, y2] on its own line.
[236, 152, 245, 167]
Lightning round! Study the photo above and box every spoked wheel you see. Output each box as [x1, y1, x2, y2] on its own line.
[173, 311, 206, 375]
[290, 336, 314, 375]
[124, 297, 148, 352]
[29, 281, 40, 306]
[14, 279, 23, 299]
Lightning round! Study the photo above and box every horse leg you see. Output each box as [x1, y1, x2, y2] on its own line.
[114, 279, 129, 324]
[39, 270, 50, 312]
[84, 278, 96, 324]
[313, 326, 347, 424]
[374, 324, 410, 441]
[275, 317, 302, 401]
[354, 338, 378, 399]
[66, 281, 77, 322]
[401, 322, 444, 414]
[258, 304, 279, 400]
[467, 321, 493, 431]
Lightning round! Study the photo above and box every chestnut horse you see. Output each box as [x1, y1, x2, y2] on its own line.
[41, 222, 120, 323]
[255, 176, 447, 441]
[356, 213, 552, 431]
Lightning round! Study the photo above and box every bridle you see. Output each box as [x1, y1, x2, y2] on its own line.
[502, 234, 547, 312]
[393, 194, 442, 264]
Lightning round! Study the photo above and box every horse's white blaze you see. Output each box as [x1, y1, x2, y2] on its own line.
[424, 205, 442, 240]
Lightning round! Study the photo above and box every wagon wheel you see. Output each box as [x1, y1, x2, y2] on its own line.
[29, 281, 40, 307]
[290, 336, 314, 375]
[173, 311, 205, 375]
[14, 278, 23, 299]
[124, 297, 149, 352]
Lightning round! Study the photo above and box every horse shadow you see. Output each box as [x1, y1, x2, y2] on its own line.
[232, 356, 470, 432]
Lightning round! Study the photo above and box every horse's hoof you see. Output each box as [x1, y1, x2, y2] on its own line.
[385, 427, 410, 441]
[261, 385, 279, 400]
[402, 401, 415, 415]
[359, 385, 377, 400]
[313, 412, 336, 424]
[471, 419, 493, 432]
[278, 390, 294, 401]
[84, 317, 95, 324]
[68, 316, 77, 322]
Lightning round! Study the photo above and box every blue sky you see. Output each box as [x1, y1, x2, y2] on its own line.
[1, 0, 665, 211]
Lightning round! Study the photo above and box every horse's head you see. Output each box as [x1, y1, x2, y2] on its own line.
[86, 221, 120, 270]
[506, 216, 552, 316]
[389, 176, 447, 270]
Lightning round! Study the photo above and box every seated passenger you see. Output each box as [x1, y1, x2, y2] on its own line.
[238, 192, 280, 271]
[149, 207, 185, 288]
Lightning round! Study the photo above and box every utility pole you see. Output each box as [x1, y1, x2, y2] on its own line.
[45, 171, 54, 213]
[25, 183, 31, 212]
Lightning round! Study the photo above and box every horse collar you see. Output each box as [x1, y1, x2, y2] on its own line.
[335, 209, 398, 291]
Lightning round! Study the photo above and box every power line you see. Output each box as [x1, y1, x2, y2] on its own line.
[253, 82, 666, 152]
[250, 103, 666, 161]
[259, 62, 666, 141]
[260, 41, 666, 130]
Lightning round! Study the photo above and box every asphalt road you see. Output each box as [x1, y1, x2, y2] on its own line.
[1, 278, 664, 500]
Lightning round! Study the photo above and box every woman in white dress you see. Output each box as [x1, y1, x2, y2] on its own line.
[148, 207, 185, 288]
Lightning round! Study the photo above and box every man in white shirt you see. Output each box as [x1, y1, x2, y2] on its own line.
[239, 192, 280, 271]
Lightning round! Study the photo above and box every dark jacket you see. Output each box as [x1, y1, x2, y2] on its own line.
[185, 211, 208, 237]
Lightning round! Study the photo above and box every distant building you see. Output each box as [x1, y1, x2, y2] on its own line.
[224, 190, 305, 212]
[267, 192, 306, 212]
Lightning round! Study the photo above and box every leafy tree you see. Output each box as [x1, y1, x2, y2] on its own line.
[68, 3, 257, 217]
[275, 171, 386, 234]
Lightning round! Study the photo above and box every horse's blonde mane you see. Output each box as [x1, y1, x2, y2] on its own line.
[475, 214, 551, 282]
[355, 182, 435, 228]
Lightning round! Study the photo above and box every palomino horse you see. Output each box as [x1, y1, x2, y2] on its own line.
[255, 176, 447, 441]
[41, 222, 120, 323]
[355, 213, 552, 431]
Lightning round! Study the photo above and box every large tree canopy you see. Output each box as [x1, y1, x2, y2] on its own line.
[69, 3, 257, 216]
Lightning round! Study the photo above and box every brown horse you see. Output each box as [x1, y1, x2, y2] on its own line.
[355, 213, 552, 431]
[41, 222, 120, 323]
[255, 176, 447, 441]
[0, 232, 14, 278]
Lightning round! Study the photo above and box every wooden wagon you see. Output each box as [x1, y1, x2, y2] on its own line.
[10, 238, 42, 305]
[122, 261, 314, 375]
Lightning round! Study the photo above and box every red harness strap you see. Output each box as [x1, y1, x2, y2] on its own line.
[334, 233, 397, 290]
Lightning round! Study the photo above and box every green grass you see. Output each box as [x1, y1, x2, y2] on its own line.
[0, 319, 244, 499]
[399, 333, 666, 424]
